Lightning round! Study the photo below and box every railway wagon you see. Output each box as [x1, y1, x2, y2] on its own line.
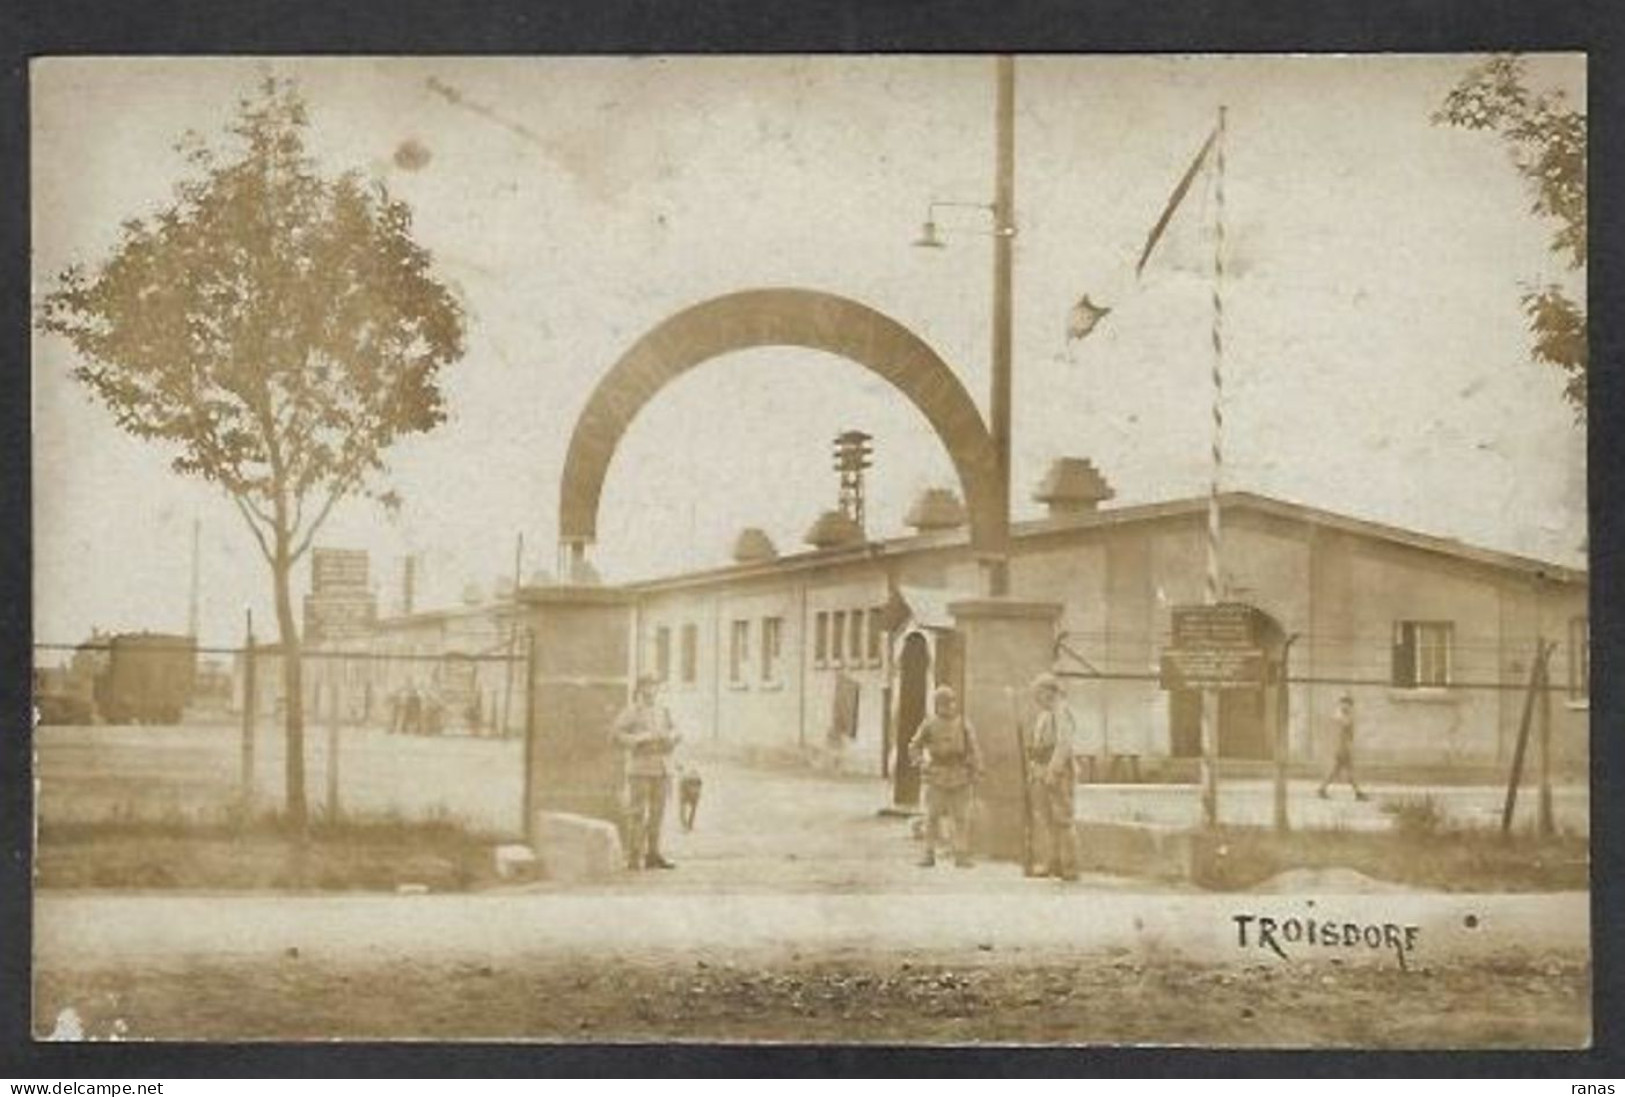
[95, 632, 198, 724]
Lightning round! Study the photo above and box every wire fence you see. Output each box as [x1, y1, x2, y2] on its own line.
[29, 623, 1589, 835]
[31, 638, 534, 834]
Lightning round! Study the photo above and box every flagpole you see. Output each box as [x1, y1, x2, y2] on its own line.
[1199, 104, 1228, 831]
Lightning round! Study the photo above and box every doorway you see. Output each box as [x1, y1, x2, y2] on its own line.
[893, 632, 930, 808]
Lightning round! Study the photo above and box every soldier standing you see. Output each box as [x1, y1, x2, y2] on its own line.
[1318, 692, 1370, 801]
[614, 674, 681, 870]
[908, 685, 983, 868]
[1028, 673, 1080, 881]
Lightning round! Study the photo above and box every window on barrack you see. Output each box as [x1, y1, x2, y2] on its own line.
[1391, 620, 1453, 688]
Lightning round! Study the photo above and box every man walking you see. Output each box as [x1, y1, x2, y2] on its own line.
[907, 685, 983, 868]
[1028, 673, 1079, 881]
[1318, 692, 1370, 801]
[614, 674, 681, 870]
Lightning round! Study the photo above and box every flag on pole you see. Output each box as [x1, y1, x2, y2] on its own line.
[1135, 124, 1220, 279]
[1066, 295, 1111, 341]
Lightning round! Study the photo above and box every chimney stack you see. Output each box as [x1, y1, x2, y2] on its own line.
[904, 487, 968, 533]
[804, 509, 864, 550]
[732, 527, 779, 564]
[1034, 458, 1114, 517]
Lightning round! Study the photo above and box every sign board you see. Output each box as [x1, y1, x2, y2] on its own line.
[1161, 602, 1270, 690]
[312, 548, 370, 594]
[1171, 602, 1263, 650]
[1159, 649, 1265, 691]
[304, 593, 377, 641]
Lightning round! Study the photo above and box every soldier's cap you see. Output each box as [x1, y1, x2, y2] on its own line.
[932, 685, 956, 701]
[1030, 672, 1063, 694]
[636, 673, 662, 690]
[1339, 691, 1355, 703]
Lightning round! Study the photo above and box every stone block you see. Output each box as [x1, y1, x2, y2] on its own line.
[531, 810, 624, 882]
[1073, 820, 1197, 880]
[493, 842, 539, 880]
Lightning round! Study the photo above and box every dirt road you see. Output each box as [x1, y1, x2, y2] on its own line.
[32, 741, 1592, 1046]
[33, 888, 1589, 1045]
[34, 888, 1589, 968]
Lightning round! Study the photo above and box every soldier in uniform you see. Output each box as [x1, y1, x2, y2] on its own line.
[1318, 692, 1370, 801]
[613, 674, 681, 870]
[1028, 673, 1079, 881]
[907, 685, 983, 868]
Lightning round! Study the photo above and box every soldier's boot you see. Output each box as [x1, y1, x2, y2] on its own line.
[917, 848, 937, 868]
[1052, 828, 1080, 882]
[646, 851, 676, 869]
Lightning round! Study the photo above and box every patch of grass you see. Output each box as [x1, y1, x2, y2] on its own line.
[1382, 793, 1448, 839]
[36, 810, 504, 893]
[1190, 825, 1588, 892]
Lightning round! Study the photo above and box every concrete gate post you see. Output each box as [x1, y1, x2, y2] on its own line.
[517, 584, 636, 845]
[948, 597, 1063, 861]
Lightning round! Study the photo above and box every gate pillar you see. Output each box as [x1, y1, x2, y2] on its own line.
[948, 597, 1063, 860]
[517, 584, 636, 839]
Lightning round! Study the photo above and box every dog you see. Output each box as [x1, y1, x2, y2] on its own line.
[677, 764, 704, 832]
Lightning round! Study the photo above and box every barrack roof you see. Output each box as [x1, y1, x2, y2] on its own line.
[626, 490, 1586, 594]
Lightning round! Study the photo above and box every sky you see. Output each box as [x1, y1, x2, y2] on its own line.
[31, 54, 1587, 650]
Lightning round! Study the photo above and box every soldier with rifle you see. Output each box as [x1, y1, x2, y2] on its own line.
[613, 674, 681, 870]
[908, 685, 983, 868]
[1027, 672, 1080, 881]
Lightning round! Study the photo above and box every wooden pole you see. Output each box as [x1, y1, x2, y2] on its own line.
[1274, 634, 1299, 834]
[521, 628, 538, 843]
[240, 609, 256, 814]
[1201, 690, 1219, 829]
[326, 683, 341, 822]
[1500, 639, 1549, 836]
[1538, 639, 1555, 838]
[501, 532, 522, 737]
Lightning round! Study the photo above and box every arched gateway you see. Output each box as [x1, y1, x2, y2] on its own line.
[526, 289, 1048, 863]
[558, 287, 1004, 563]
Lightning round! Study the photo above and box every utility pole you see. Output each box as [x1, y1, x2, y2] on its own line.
[987, 54, 1016, 597]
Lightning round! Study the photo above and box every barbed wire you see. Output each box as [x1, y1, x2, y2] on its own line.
[33, 641, 524, 665]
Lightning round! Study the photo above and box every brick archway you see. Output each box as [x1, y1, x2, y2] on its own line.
[558, 287, 1004, 560]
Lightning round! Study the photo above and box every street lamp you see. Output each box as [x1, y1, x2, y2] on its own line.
[911, 56, 1017, 597]
[911, 201, 1003, 250]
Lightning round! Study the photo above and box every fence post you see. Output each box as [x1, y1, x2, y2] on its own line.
[326, 680, 341, 823]
[1501, 639, 1551, 837]
[240, 609, 256, 815]
[521, 627, 537, 842]
[1274, 633, 1300, 834]
[1538, 638, 1555, 838]
[1200, 688, 1219, 829]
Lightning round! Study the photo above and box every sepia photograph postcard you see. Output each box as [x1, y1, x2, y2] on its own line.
[28, 53, 1591, 1048]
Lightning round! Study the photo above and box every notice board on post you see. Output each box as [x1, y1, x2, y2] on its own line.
[1160, 602, 1268, 691]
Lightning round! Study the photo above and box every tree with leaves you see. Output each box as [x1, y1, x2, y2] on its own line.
[39, 79, 466, 824]
[1434, 53, 1587, 416]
